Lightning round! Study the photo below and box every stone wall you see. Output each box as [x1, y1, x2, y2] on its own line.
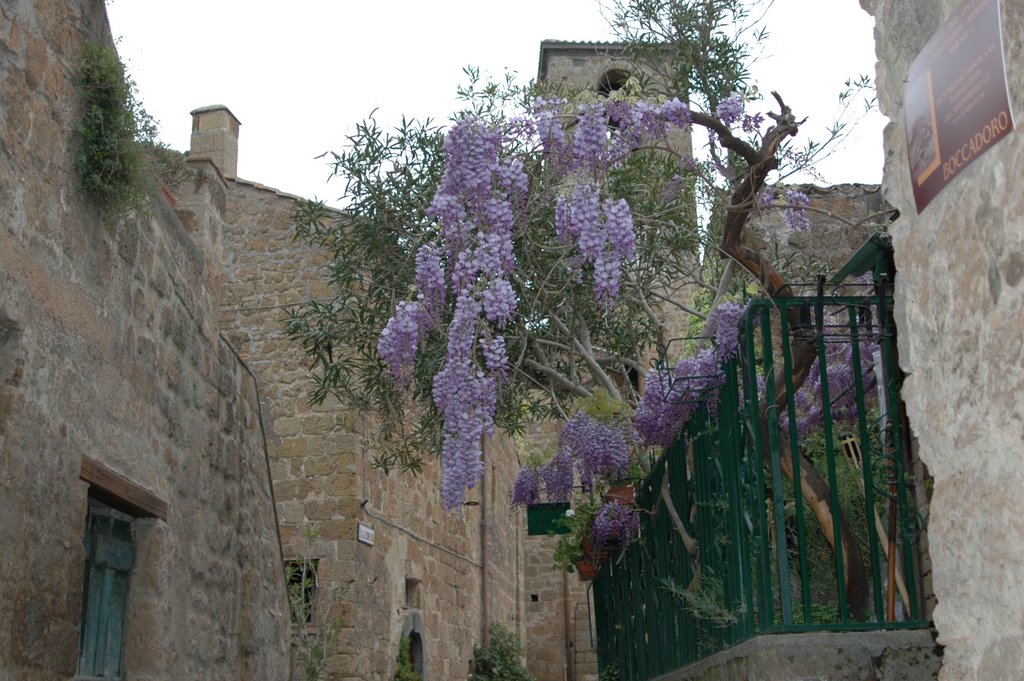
[218, 172, 524, 680]
[0, 1, 289, 679]
[747, 183, 891, 276]
[863, 0, 1024, 679]
[523, 533, 599, 681]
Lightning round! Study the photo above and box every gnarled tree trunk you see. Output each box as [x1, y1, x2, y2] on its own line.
[702, 93, 869, 619]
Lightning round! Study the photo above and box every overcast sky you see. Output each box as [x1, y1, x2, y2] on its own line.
[106, 0, 885, 207]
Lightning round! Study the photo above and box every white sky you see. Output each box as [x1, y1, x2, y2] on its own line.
[106, 0, 885, 207]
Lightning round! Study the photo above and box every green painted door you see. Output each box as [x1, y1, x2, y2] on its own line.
[78, 500, 133, 680]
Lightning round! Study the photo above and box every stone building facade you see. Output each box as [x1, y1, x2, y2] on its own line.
[199, 108, 525, 679]
[0, 1, 289, 680]
[865, 0, 1024, 679]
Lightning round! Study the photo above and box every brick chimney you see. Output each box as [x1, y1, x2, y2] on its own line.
[189, 105, 241, 179]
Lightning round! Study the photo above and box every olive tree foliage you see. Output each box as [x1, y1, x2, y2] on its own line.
[287, 0, 871, 473]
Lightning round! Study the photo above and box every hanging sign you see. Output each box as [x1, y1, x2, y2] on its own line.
[905, 0, 1014, 212]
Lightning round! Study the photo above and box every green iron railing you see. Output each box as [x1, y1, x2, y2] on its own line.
[594, 284, 930, 679]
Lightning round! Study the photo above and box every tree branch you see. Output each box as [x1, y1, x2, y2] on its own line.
[574, 317, 623, 401]
[522, 357, 592, 399]
[652, 467, 697, 556]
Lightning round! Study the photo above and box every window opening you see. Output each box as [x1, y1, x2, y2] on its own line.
[286, 559, 319, 625]
[405, 577, 421, 609]
[598, 69, 630, 98]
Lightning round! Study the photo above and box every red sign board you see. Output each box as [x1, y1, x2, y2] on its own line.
[905, 0, 1014, 212]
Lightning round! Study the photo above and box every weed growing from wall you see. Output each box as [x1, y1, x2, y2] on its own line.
[288, 526, 347, 681]
[393, 636, 422, 681]
[73, 42, 159, 216]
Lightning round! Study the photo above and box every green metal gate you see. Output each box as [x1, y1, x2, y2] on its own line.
[594, 282, 930, 679]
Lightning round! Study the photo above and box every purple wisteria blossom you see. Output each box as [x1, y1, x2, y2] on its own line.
[636, 369, 694, 448]
[532, 96, 570, 168]
[635, 303, 746, 448]
[593, 252, 623, 307]
[512, 410, 640, 506]
[784, 189, 811, 230]
[377, 300, 422, 386]
[716, 93, 745, 127]
[511, 466, 542, 509]
[415, 244, 446, 326]
[573, 104, 609, 175]
[481, 335, 509, 379]
[382, 97, 708, 510]
[416, 118, 528, 508]
[433, 357, 495, 509]
[561, 412, 637, 483]
[481, 278, 517, 326]
[554, 184, 637, 308]
[783, 336, 879, 437]
[591, 501, 641, 552]
[704, 301, 746, 362]
[541, 446, 576, 502]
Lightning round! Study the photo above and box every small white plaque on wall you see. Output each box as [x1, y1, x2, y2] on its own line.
[357, 523, 375, 546]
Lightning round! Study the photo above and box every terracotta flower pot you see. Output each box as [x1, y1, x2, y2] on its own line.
[576, 560, 599, 581]
[603, 484, 634, 506]
[581, 535, 608, 564]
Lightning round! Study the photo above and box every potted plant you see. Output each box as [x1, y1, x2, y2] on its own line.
[512, 390, 647, 577]
[551, 493, 602, 574]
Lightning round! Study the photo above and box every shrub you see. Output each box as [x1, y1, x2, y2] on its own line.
[394, 636, 422, 681]
[73, 42, 159, 215]
[469, 624, 534, 681]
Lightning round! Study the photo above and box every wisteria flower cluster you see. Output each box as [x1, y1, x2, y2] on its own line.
[591, 501, 641, 552]
[784, 335, 880, 436]
[510, 409, 639, 509]
[636, 300, 882, 449]
[532, 96, 694, 178]
[715, 92, 765, 135]
[510, 465, 542, 509]
[716, 93, 745, 127]
[532, 95, 695, 308]
[757, 187, 813, 231]
[635, 302, 748, 447]
[554, 185, 637, 307]
[377, 117, 529, 510]
[783, 189, 811, 230]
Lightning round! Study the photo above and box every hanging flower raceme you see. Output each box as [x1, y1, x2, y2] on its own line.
[716, 93, 745, 127]
[511, 465, 542, 510]
[377, 300, 422, 387]
[415, 244, 446, 328]
[784, 335, 880, 437]
[540, 445, 575, 503]
[783, 189, 811, 230]
[560, 411, 636, 484]
[376, 117, 529, 510]
[554, 186, 636, 308]
[637, 297, 884, 449]
[591, 501, 641, 552]
[635, 302, 749, 447]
